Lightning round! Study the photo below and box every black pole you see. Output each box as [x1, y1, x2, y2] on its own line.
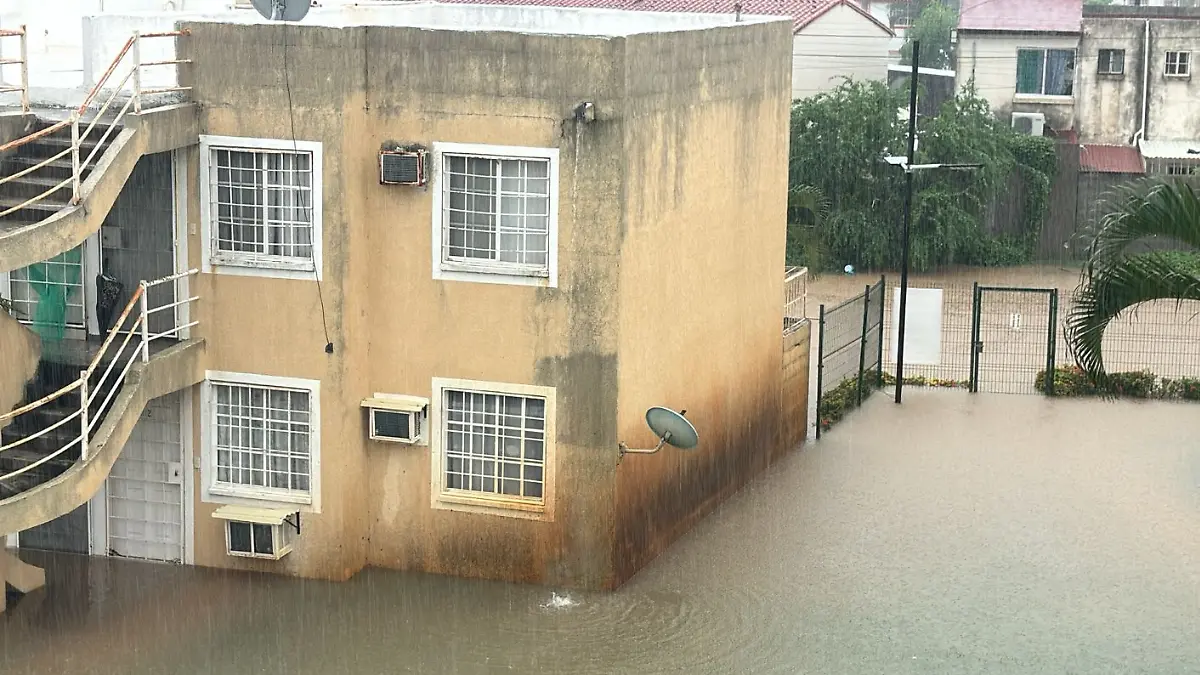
[895, 41, 920, 404]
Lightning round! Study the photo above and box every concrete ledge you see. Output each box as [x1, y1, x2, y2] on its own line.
[0, 339, 206, 535]
[0, 103, 200, 273]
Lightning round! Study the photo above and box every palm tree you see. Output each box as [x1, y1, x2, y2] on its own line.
[1067, 180, 1200, 384]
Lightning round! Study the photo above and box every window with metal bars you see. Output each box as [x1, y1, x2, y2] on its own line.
[206, 144, 316, 270]
[441, 153, 552, 275]
[212, 382, 313, 499]
[1166, 51, 1191, 77]
[442, 388, 546, 504]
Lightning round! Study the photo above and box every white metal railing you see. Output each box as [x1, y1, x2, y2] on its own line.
[0, 269, 199, 490]
[0, 25, 29, 113]
[784, 266, 809, 334]
[0, 29, 191, 219]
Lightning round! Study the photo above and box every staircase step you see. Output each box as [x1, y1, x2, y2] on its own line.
[2, 155, 89, 181]
[0, 195, 70, 214]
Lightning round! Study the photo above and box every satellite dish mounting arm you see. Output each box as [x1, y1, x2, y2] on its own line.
[618, 430, 674, 457]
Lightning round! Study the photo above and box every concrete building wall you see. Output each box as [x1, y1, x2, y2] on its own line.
[613, 20, 794, 584]
[177, 17, 794, 590]
[957, 32, 1080, 132]
[1077, 19, 1144, 144]
[793, 5, 892, 99]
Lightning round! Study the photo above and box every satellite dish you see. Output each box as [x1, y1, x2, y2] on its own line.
[251, 0, 311, 21]
[618, 406, 699, 459]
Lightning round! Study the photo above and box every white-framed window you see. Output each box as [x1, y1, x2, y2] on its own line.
[429, 377, 556, 520]
[430, 142, 559, 288]
[200, 371, 321, 512]
[1097, 48, 1125, 76]
[1015, 48, 1075, 97]
[199, 135, 323, 280]
[1165, 51, 1191, 78]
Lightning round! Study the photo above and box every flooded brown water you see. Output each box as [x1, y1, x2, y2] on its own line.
[5, 389, 1200, 674]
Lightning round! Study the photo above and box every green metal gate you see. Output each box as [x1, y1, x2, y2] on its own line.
[969, 285, 1059, 395]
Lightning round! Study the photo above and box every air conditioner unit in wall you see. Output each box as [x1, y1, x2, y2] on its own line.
[361, 394, 429, 444]
[212, 505, 298, 561]
[379, 149, 426, 186]
[1011, 112, 1046, 137]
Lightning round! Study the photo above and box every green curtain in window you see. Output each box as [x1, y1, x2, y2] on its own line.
[26, 246, 83, 346]
[1016, 49, 1044, 95]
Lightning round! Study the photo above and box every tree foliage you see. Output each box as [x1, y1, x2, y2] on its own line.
[1067, 181, 1200, 385]
[899, 1, 957, 70]
[787, 78, 1057, 273]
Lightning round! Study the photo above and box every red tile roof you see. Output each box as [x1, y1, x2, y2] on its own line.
[434, 0, 894, 35]
[958, 0, 1082, 33]
[1080, 144, 1145, 174]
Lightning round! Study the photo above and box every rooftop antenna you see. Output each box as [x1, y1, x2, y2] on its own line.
[618, 406, 699, 462]
[250, 0, 310, 21]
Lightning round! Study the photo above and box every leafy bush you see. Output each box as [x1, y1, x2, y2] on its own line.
[819, 369, 967, 433]
[1035, 365, 1199, 400]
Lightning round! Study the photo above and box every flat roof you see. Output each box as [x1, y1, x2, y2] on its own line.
[166, 1, 789, 37]
[1139, 140, 1200, 161]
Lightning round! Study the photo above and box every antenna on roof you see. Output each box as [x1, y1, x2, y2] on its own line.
[250, 0, 311, 21]
[734, 2, 743, 21]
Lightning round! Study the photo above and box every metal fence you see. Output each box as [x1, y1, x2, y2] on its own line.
[815, 276, 885, 439]
[879, 281, 1200, 395]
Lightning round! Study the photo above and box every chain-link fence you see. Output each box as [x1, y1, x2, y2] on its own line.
[815, 276, 885, 438]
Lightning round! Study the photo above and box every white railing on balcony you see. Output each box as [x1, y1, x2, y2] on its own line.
[784, 266, 809, 335]
[0, 26, 29, 113]
[0, 269, 199, 491]
[0, 29, 191, 220]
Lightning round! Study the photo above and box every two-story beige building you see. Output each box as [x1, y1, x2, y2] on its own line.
[0, 3, 811, 601]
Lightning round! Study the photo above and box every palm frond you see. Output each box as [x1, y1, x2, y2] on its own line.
[788, 184, 830, 227]
[1067, 253, 1200, 385]
[1083, 180, 1200, 272]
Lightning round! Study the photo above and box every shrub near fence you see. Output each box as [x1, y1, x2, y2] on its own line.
[815, 277, 885, 437]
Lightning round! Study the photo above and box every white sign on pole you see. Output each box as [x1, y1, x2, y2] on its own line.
[889, 287, 943, 366]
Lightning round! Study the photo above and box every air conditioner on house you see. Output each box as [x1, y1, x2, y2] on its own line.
[1011, 112, 1046, 137]
[379, 149, 427, 186]
[361, 393, 429, 444]
[212, 505, 298, 561]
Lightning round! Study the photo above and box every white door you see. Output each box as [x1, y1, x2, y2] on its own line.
[105, 392, 185, 562]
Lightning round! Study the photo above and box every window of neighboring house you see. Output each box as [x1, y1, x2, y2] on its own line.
[199, 136, 323, 280]
[1016, 48, 1075, 96]
[202, 372, 321, 510]
[430, 378, 555, 519]
[431, 143, 559, 287]
[1165, 51, 1191, 77]
[1, 244, 86, 330]
[1098, 49, 1125, 76]
[1166, 164, 1198, 176]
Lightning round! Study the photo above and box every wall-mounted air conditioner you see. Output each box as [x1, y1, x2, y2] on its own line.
[212, 505, 298, 561]
[362, 393, 429, 444]
[379, 149, 426, 186]
[1011, 112, 1046, 137]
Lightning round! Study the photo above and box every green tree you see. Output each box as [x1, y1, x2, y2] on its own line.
[1067, 181, 1200, 384]
[787, 79, 1057, 272]
[786, 185, 831, 271]
[899, 1, 957, 70]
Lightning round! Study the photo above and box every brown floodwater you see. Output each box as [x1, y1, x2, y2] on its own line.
[4, 389, 1200, 674]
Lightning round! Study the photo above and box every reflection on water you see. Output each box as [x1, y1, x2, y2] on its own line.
[5, 391, 1200, 674]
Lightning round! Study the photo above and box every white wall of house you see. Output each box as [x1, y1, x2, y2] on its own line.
[956, 32, 1081, 132]
[792, 4, 892, 99]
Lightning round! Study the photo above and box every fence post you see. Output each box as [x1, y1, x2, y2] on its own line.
[139, 283, 150, 362]
[815, 303, 826, 440]
[132, 31, 143, 113]
[856, 284, 870, 406]
[70, 115, 82, 204]
[79, 371, 89, 462]
[1046, 289, 1058, 396]
[18, 26, 29, 114]
[969, 282, 980, 393]
[877, 276, 885, 388]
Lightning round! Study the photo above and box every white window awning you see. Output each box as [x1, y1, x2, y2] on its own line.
[212, 504, 296, 525]
[1138, 139, 1200, 160]
[360, 393, 429, 413]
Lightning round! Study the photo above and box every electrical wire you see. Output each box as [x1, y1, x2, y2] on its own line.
[282, 23, 335, 355]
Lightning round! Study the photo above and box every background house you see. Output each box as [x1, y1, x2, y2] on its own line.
[955, 0, 1083, 133]
[435, 0, 896, 99]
